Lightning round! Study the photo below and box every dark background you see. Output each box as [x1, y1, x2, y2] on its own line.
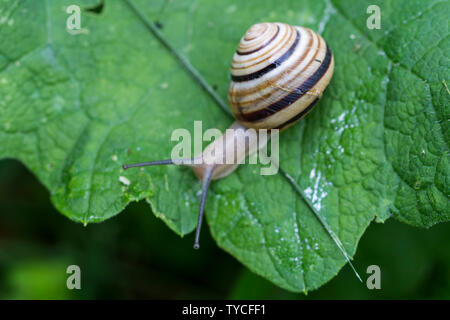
[0, 159, 449, 299]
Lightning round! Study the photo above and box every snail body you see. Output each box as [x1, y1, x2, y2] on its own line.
[123, 22, 334, 248]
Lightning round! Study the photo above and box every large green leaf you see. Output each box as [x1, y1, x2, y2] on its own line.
[0, 0, 448, 292]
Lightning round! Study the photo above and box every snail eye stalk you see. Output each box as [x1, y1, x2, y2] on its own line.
[122, 159, 215, 250]
[193, 167, 215, 250]
[122, 159, 175, 169]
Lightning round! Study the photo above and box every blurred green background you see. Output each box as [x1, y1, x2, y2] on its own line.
[0, 158, 449, 299]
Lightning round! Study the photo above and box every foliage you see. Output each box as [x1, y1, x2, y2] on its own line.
[0, 0, 448, 291]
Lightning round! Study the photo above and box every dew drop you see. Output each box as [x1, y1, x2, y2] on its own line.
[119, 176, 130, 186]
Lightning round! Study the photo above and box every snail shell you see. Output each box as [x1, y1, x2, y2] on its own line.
[228, 22, 334, 130]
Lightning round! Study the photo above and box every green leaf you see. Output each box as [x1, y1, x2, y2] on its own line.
[0, 0, 448, 292]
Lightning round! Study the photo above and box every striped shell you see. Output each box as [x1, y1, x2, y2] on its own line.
[228, 22, 334, 130]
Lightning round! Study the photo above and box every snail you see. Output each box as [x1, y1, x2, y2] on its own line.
[123, 22, 334, 249]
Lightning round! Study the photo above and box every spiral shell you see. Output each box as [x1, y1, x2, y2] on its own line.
[228, 22, 334, 130]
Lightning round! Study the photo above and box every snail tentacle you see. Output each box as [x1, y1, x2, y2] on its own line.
[193, 166, 216, 250]
[122, 158, 198, 170]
